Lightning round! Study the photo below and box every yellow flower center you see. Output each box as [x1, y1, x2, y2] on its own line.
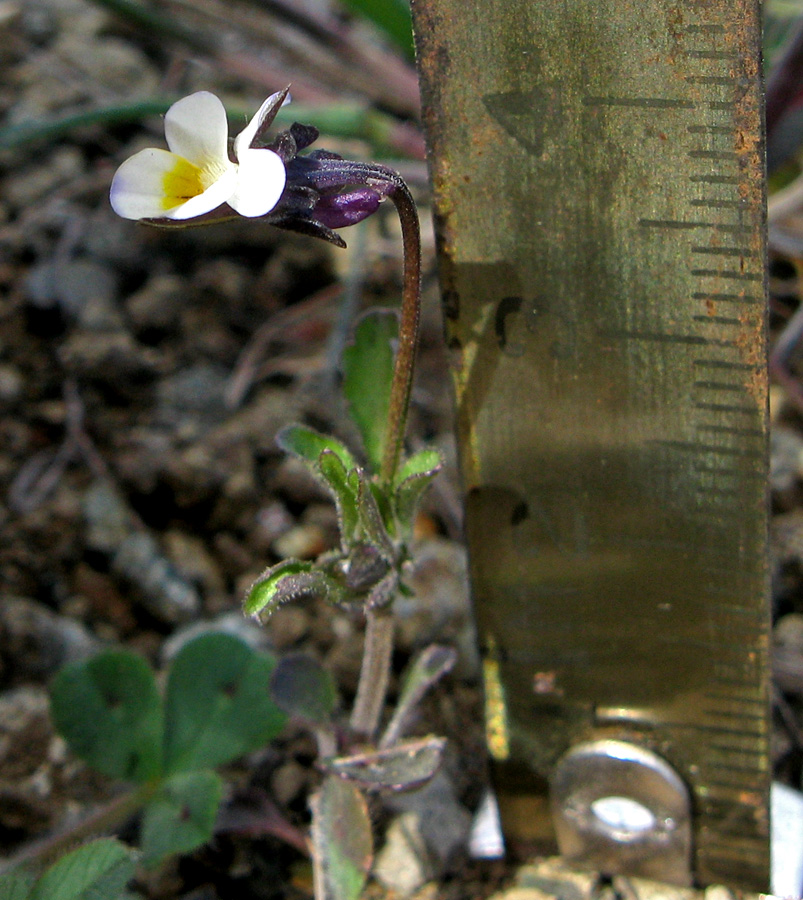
[160, 157, 206, 211]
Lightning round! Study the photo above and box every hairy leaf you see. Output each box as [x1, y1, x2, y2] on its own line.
[326, 736, 446, 790]
[140, 770, 223, 868]
[342, 310, 397, 474]
[381, 645, 457, 748]
[310, 776, 372, 900]
[394, 449, 443, 536]
[163, 633, 286, 774]
[317, 450, 360, 547]
[277, 425, 358, 474]
[245, 560, 322, 617]
[29, 838, 135, 900]
[50, 651, 162, 783]
[269, 653, 338, 723]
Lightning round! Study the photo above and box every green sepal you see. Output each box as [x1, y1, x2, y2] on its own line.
[163, 633, 286, 774]
[342, 310, 398, 474]
[50, 650, 163, 784]
[28, 838, 136, 900]
[393, 448, 444, 537]
[140, 770, 223, 869]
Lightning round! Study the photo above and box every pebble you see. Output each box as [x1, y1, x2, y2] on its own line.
[0, 686, 58, 833]
[270, 759, 308, 806]
[3, 147, 83, 208]
[386, 770, 473, 870]
[24, 257, 118, 322]
[771, 425, 803, 509]
[160, 613, 272, 664]
[125, 274, 185, 334]
[776, 613, 803, 653]
[112, 532, 200, 625]
[395, 538, 480, 679]
[272, 522, 328, 560]
[265, 606, 311, 650]
[373, 811, 433, 897]
[156, 363, 229, 434]
[0, 596, 99, 682]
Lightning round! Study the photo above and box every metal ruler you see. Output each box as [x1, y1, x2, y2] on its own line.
[411, 0, 770, 891]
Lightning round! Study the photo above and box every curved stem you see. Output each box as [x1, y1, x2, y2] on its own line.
[378, 176, 422, 486]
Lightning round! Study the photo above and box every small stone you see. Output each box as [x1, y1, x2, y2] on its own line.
[776, 614, 803, 653]
[771, 425, 803, 509]
[272, 523, 328, 560]
[271, 760, 307, 806]
[266, 606, 311, 650]
[387, 771, 472, 870]
[395, 538, 479, 678]
[0, 363, 23, 402]
[0, 686, 58, 833]
[161, 613, 271, 664]
[125, 274, 184, 333]
[162, 529, 226, 605]
[374, 811, 432, 897]
[0, 596, 99, 682]
[112, 532, 200, 624]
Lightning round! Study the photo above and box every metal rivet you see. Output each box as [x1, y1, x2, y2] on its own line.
[550, 739, 692, 886]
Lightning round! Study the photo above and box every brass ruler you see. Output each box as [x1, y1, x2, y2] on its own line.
[412, 0, 770, 890]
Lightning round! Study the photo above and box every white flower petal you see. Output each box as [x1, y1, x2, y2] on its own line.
[163, 166, 238, 219]
[227, 149, 287, 217]
[164, 92, 230, 174]
[234, 89, 291, 159]
[110, 147, 197, 220]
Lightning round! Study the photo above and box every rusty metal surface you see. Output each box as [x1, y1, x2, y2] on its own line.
[412, 0, 769, 890]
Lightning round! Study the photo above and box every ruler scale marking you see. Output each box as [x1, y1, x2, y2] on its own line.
[412, 0, 769, 888]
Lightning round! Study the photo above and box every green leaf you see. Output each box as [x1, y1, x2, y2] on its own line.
[245, 560, 345, 619]
[342, 311, 398, 474]
[310, 776, 372, 900]
[318, 450, 360, 547]
[269, 653, 338, 723]
[140, 770, 223, 868]
[338, 0, 415, 60]
[393, 449, 443, 536]
[50, 651, 163, 783]
[163, 633, 286, 774]
[277, 425, 359, 474]
[0, 868, 35, 900]
[29, 838, 136, 900]
[325, 736, 446, 790]
[381, 645, 457, 748]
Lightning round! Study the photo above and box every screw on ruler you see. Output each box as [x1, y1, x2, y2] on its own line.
[412, 0, 769, 889]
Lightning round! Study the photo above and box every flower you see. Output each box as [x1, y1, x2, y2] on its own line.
[110, 90, 288, 220]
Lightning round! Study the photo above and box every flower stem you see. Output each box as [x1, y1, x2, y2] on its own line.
[349, 609, 395, 739]
[349, 170, 420, 741]
[377, 174, 422, 487]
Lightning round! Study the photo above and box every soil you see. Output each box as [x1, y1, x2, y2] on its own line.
[2, 1, 803, 898]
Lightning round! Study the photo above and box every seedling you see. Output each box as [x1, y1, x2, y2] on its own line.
[9, 90, 454, 900]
